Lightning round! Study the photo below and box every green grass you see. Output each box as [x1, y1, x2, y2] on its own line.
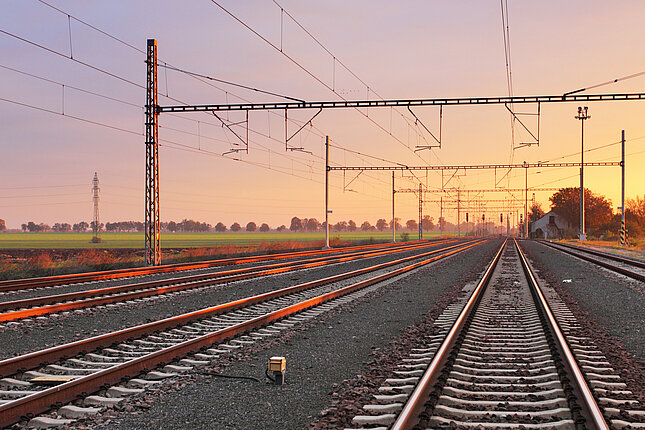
[0, 231, 453, 249]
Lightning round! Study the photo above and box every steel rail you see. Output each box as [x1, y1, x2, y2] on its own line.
[0, 240, 446, 310]
[0, 240, 431, 293]
[542, 240, 645, 268]
[0, 240, 453, 321]
[0, 240, 484, 428]
[393, 239, 609, 429]
[539, 240, 645, 282]
[0, 239, 483, 377]
[391, 239, 506, 430]
[516, 240, 609, 429]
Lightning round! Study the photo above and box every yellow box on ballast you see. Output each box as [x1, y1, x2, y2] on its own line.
[269, 356, 286, 372]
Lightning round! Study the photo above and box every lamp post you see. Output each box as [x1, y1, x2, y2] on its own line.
[575, 106, 590, 241]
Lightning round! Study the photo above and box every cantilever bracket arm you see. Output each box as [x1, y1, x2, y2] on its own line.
[505, 102, 540, 148]
[442, 168, 464, 188]
[213, 110, 249, 154]
[285, 107, 323, 144]
[343, 170, 363, 191]
[408, 105, 442, 150]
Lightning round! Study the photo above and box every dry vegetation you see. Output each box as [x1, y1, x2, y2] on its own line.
[0, 237, 357, 280]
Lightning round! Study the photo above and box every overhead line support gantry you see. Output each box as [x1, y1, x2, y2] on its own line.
[157, 93, 645, 113]
[144, 39, 641, 263]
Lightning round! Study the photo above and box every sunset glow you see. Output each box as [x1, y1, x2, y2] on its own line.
[1, 1, 644, 232]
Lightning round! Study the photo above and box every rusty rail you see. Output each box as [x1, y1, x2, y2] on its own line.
[517, 241, 608, 429]
[391, 239, 505, 429]
[0, 239, 435, 293]
[539, 240, 644, 282]
[0, 241, 453, 321]
[392, 239, 608, 429]
[0, 239, 484, 428]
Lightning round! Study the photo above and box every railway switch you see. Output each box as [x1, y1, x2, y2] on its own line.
[268, 356, 286, 385]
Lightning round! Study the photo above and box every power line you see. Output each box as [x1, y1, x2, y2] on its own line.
[272, 0, 427, 138]
[0, 193, 88, 199]
[209, 0, 431, 180]
[564, 69, 645, 96]
[35, 0, 146, 55]
[158, 63, 304, 103]
[0, 63, 141, 109]
[0, 96, 326, 186]
[0, 184, 85, 190]
[0, 96, 142, 136]
[22, 0, 434, 193]
[0, 28, 144, 89]
[2, 11, 320, 171]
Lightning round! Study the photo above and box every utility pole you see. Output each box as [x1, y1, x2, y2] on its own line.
[523, 161, 528, 239]
[575, 106, 590, 241]
[440, 195, 443, 239]
[621, 130, 626, 246]
[457, 188, 461, 237]
[418, 183, 423, 240]
[324, 136, 330, 249]
[92, 172, 100, 241]
[145, 39, 160, 265]
[392, 171, 396, 243]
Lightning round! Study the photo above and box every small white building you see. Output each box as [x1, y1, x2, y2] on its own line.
[530, 210, 572, 239]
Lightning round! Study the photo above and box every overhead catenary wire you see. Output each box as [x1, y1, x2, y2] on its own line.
[7, 2, 642, 225]
[0, 96, 337, 189]
[0, 63, 141, 109]
[2, 7, 325, 173]
[0, 41, 321, 176]
[563, 70, 645, 96]
[209, 0, 431, 186]
[19, 0, 427, 195]
[157, 63, 305, 103]
[0, 29, 144, 90]
[270, 0, 448, 186]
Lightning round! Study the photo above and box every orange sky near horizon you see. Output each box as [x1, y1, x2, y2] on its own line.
[1, 1, 644, 231]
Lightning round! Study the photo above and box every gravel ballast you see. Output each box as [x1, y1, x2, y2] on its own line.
[0, 241, 465, 359]
[84, 239, 501, 430]
[520, 240, 645, 403]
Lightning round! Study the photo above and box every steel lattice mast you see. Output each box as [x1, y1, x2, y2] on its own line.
[143, 38, 640, 263]
[92, 172, 100, 238]
[145, 39, 160, 265]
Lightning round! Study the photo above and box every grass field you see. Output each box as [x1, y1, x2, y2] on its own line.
[0, 231, 453, 249]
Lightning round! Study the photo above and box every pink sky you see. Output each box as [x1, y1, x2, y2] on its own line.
[1, 1, 644, 230]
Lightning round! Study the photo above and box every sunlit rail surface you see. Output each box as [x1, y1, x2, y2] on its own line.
[538, 240, 645, 282]
[0, 240, 458, 322]
[0, 239, 483, 428]
[343, 240, 644, 429]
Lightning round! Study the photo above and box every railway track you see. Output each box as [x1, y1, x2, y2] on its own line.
[0, 240, 454, 323]
[0, 239, 483, 428]
[346, 239, 645, 429]
[0, 239, 433, 294]
[538, 240, 645, 282]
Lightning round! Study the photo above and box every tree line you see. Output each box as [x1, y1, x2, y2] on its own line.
[7, 189, 645, 238]
[528, 188, 645, 238]
[9, 217, 437, 234]
[286, 216, 436, 232]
